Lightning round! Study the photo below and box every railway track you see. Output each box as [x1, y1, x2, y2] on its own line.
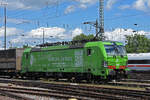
[0, 78, 149, 100]
[0, 82, 128, 100]
[121, 79, 150, 83]
[129, 70, 150, 80]
[0, 89, 34, 100]
[121, 79, 150, 84]
[0, 85, 90, 100]
[107, 81, 150, 88]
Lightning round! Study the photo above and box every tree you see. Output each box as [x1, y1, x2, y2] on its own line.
[22, 44, 31, 48]
[73, 34, 94, 41]
[125, 34, 150, 53]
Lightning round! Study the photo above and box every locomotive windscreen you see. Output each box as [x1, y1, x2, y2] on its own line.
[104, 45, 126, 56]
[104, 45, 116, 56]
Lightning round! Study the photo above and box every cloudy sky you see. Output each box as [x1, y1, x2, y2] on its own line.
[0, 0, 150, 48]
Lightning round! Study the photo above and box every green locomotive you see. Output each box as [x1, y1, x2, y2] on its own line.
[20, 41, 128, 81]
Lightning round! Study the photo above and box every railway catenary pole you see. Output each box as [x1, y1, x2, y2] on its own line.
[91, 0, 105, 40]
[1, 2, 7, 50]
[4, 5, 6, 50]
[99, 0, 105, 40]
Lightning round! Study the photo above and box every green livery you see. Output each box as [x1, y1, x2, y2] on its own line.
[21, 41, 128, 80]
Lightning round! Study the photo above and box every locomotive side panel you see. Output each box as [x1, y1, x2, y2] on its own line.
[22, 43, 107, 78]
[27, 48, 85, 73]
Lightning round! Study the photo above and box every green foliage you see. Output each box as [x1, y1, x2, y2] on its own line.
[125, 34, 150, 53]
[73, 34, 94, 41]
[22, 44, 31, 48]
[9, 47, 17, 49]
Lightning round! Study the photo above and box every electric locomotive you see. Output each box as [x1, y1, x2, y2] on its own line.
[20, 41, 128, 81]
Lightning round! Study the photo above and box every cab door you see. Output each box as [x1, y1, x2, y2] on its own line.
[85, 47, 100, 73]
[85, 47, 92, 72]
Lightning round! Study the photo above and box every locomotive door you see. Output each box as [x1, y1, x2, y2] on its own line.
[85, 47, 99, 73]
[85, 47, 93, 72]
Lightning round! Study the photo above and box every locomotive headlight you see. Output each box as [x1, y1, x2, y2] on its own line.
[104, 61, 108, 67]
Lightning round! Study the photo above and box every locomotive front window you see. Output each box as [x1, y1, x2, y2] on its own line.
[104, 45, 118, 56]
[104, 45, 126, 56]
[116, 46, 126, 56]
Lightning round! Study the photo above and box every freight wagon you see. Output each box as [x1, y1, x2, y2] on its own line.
[0, 48, 24, 77]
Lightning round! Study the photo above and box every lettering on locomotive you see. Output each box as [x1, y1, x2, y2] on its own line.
[75, 50, 83, 67]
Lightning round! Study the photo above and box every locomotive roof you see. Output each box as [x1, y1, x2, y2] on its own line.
[128, 53, 150, 60]
[40, 41, 123, 50]
[24, 41, 123, 52]
[36, 40, 123, 47]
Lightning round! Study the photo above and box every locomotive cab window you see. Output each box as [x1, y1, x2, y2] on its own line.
[87, 49, 92, 56]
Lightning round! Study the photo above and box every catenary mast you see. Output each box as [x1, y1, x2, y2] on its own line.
[99, 0, 105, 40]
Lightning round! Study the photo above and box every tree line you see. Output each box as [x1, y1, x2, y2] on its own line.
[73, 34, 150, 53]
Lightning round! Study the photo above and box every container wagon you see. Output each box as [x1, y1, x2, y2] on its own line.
[0, 48, 24, 77]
